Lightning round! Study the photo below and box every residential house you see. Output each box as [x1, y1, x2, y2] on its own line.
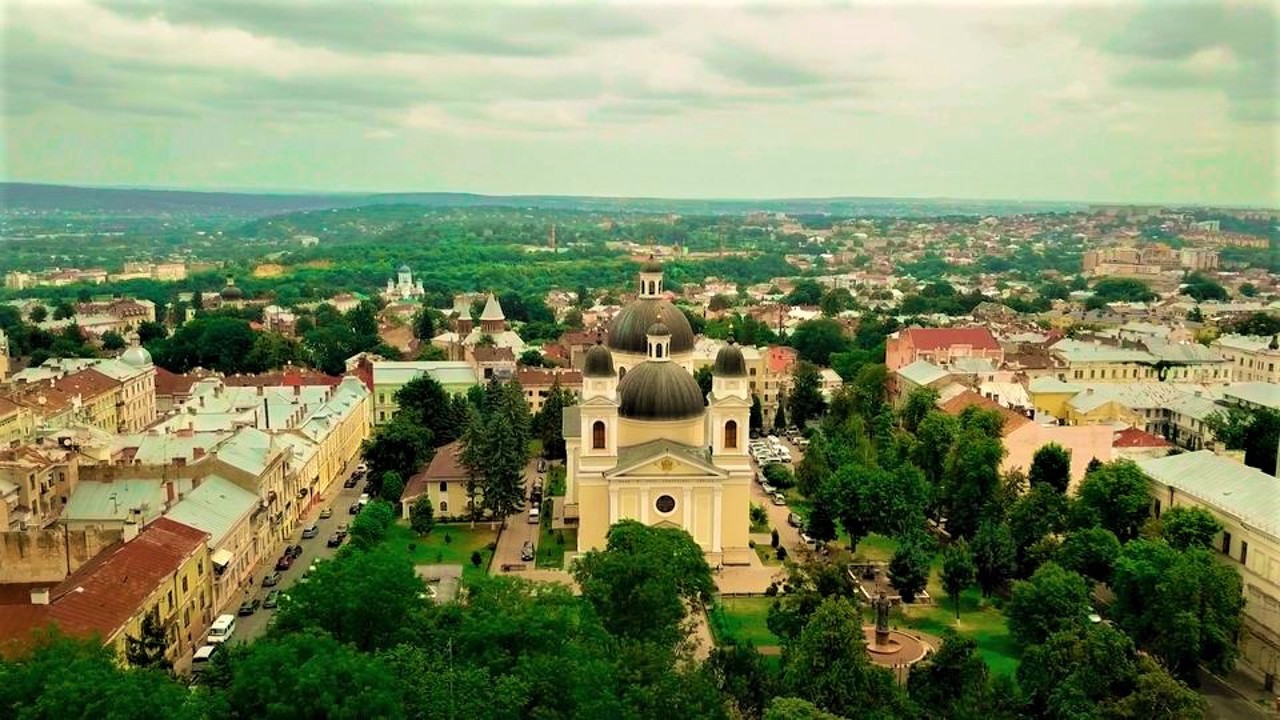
[886, 327, 1004, 373]
[401, 440, 473, 520]
[0, 398, 34, 449]
[0, 445, 79, 530]
[517, 368, 582, 415]
[163, 475, 259, 614]
[1213, 335, 1280, 384]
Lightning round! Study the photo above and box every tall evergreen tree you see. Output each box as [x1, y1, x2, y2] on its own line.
[124, 607, 171, 672]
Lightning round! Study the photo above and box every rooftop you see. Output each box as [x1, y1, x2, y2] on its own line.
[1138, 451, 1280, 538]
[896, 359, 949, 387]
[372, 361, 479, 388]
[162, 475, 259, 547]
[1222, 382, 1280, 410]
[63, 480, 165, 524]
[938, 390, 1031, 436]
[896, 326, 1000, 351]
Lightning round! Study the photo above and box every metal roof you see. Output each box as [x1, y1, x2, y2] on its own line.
[1222, 382, 1280, 410]
[63, 480, 164, 523]
[163, 475, 258, 547]
[371, 361, 478, 388]
[897, 359, 949, 387]
[1138, 451, 1280, 539]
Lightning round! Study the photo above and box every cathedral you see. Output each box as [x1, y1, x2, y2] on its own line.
[383, 264, 426, 302]
[563, 261, 752, 565]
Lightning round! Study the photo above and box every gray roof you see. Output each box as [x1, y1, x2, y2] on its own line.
[372, 361, 479, 389]
[163, 475, 259, 546]
[896, 359, 949, 387]
[617, 361, 705, 421]
[1145, 341, 1225, 364]
[1028, 376, 1082, 394]
[583, 343, 615, 378]
[1164, 392, 1222, 422]
[1138, 451, 1279, 538]
[64, 480, 164, 523]
[607, 298, 695, 355]
[214, 427, 278, 477]
[950, 356, 997, 374]
[613, 439, 720, 476]
[1056, 346, 1156, 364]
[1222, 382, 1280, 410]
[479, 294, 505, 322]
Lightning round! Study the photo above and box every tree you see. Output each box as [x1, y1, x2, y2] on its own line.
[900, 387, 939, 435]
[273, 545, 426, 652]
[534, 382, 574, 460]
[781, 597, 906, 718]
[394, 374, 462, 447]
[28, 305, 48, 322]
[53, 300, 76, 320]
[819, 288, 856, 317]
[412, 305, 437, 341]
[137, 320, 167, 344]
[1206, 406, 1280, 475]
[941, 541, 977, 619]
[908, 634, 1012, 720]
[889, 533, 932, 604]
[572, 521, 713, 647]
[1074, 460, 1153, 541]
[763, 697, 844, 720]
[940, 422, 1005, 540]
[749, 395, 764, 434]
[409, 496, 435, 535]
[124, 607, 171, 672]
[100, 330, 126, 351]
[1239, 282, 1257, 297]
[361, 417, 434, 496]
[708, 293, 734, 312]
[147, 315, 260, 374]
[694, 365, 713, 400]
[704, 642, 775, 719]
[518, 348, 547, 367]
[970, 520, 1016, 597]
[1028, 443, 1071, 494]
[785, 279, 824, 306]
[1055, 527, 1121, 584]
[1006, 483, 1068, 577]
[246, 331, 303, 372]
[1159, 506, 1222, 551]
[460, 381, 531, 524]
[348, 500, 396, 550]
[378, 471, 405, 505]
[1006, 562, 1090, 646]
[773, 391, 788, 430]
[912, 411, 958, 488]
[1181, 272, 1228, 302]
[789, 318, 850, 366]
[789, 361, 826, 427]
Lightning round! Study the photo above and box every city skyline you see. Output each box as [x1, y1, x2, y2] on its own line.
[3, 1, 1277, 207]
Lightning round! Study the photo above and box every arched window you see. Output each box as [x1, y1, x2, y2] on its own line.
[655, 344, 663, 359]
[592, 420, 607, 449]
[618, 367, 626, 380]
[725, 420, 738, 449]
[439, 501, 448, 513]
[439, 481, 447, 493]
[648, 281, 655, 295]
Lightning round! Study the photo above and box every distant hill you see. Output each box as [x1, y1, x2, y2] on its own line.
[0, 182, 1086, 217]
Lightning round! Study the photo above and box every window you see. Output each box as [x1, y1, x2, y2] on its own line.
[439, 481, 447, 493]
[1153, 499, 1161, 518]
[592, 421, 607, 449]
[655, 344, 663, 359]
[655, 495, 676, 514]
[167, 590, 174, 609]
[182, 576, 188, 593]
[1241, 541, 1249, 566]
[1222, 531, 1232, 555]
[725, 420, 738, 449]
[378, 393, 385, 404]
[197, 560, 203, 576]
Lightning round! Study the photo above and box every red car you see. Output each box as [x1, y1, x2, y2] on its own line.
[274, 554, 294, 571]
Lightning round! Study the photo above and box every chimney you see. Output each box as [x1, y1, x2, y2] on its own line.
[30, 588, 50, 605]
[1086, 388, 1094, 395]
[122, 520, 139, 543]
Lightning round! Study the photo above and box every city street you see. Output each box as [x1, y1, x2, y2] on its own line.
[749, 435, 807, 554]
[228, 463, 364, 644]
[490, 456, 549, 573]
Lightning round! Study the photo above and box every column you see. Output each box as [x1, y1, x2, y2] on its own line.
[683, 487, 693, 533]
[639, 486, 650, 524]
[608, 485, 619, 523]
[712, 486, 723, 552]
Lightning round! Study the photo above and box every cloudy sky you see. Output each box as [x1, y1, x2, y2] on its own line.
[2, 1, 1276, 206]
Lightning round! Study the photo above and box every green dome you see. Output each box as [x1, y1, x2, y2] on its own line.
[584, 342, 615, 377]
[713, 341, 747, 377]
[617, 361, 705, 421]
[647, 322, 670, 337]
[641, 257, 664, 273]
[607, 299, 694, 355]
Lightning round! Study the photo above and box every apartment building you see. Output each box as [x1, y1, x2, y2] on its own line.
[370, 361, 478, 424]
[1213, 335, 1280, 385]
[886, 327, 1003, 373]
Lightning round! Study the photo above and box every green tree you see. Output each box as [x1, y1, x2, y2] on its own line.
[137, 320, 167, 344]
[763, 697, 844, 720]
[348, 500, 396, 550]
[1074, 460, 1153, 541]
[360, 417, 434, 496]
[704, 642, 775, 719]
[819, 288, 855, 317]
[900, 386, 939, 435]
[534, 382, 574, 460]
[941, 540, 977, 619]
[785, 279, 825, 306]
[409, 496, 435, 535]
[908, 634, 1012, 720]
[245, 331, 302, 372]
[1006, 562, 1091, 646]
[53, 300, 76, 320]
[789, 318, 850, 366]
[273, 545, 426, 652]
[460, 381, 531, 524]
[970, 520, 1017, 597]
[1205, 406, 1280, 475]
[750, 394, 764, 434]
[393, 374, 462, 447]
[889, 533, 932, 604]
[781, 597, 905, 718]
[940, 421, 1005, 540]
[123, 607, 171, 672]
[412, 305, 438, 341]
[1159, 506, 1222, 551]
[100, 330, 126, 351]
[1028, 443, 1071, 494]
[694, 365, 714, 400]
[1239, 282, 1257, 297]
[773, 391, 788, 430]
[1006, 483, 1069, 577]
[378, 471, 405, 505]
[572, 521, 713, 647]
[28, 305, 48, 323]
[789, 361, 826, 427]
[1055, 527, 1122, 584]
[912, 411, 958, 488]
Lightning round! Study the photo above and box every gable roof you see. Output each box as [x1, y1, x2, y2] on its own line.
[899, 327, 1000, 351]
[403, 440, 468, 504]
[1138, 451, 1279, 538]
[896, 359, 949, 387]
[1112, 426, 1172, 448]
[610, 439, 725, 478]
[939, 390, 1031, 436]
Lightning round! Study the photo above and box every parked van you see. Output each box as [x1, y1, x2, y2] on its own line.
[191, 644, 218, 672]
[207, 614, 236, 645]
[528, 506, 541, 524]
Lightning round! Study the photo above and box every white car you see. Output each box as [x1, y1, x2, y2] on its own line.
[761, 482, 777, 495]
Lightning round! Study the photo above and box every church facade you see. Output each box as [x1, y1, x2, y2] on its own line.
[563, 263, 752, 565]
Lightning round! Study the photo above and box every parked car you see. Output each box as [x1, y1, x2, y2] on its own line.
[537, 460, 546, 473]
[263, 571, 283, 587]
[192, 644, 218, 673]
[327, 533, 343, 548]
[356, 462, 368, 474]
[274, 555, 293, 571]
[319, 508, 333, 519]
[335, 523, 348, 537]
[787, 512, 802, 527]
[521, 541, 535, 561]
[286, 544, 302, 559]
[343, 475, 359, 489]
[771, 493, 787, 507]
[528, 507, 540, 524]
[262, 590, 281, 609]
[761, 482, 776, 495]
[301, 524, 319, 539]
[237, 599, 259, 616]
[348, 503, 361, 515]
[800, 531, 815, 546]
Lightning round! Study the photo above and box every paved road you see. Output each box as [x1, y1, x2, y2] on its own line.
[1200, 669, 1277, 720]
[229, 464, 364, 644]
[491, 457, 549, 573]
[750, 436, 807, 554]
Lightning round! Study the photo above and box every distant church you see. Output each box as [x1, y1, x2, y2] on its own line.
[563, 261, 752, 565]
[383, 264, 425, 302]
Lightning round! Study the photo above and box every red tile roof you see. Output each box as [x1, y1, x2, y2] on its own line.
[764, 345, 798, 374]
[1112, 426, 1172, 448]
[901, 327, 1001, 351]
[153, 367, 215, 398]
[472, 346, 515, 363]
[51, 368, 120, 399]
[939, 390, 1031, 436]
[224, 367, 342, 388]
[517, 368, 582, 388]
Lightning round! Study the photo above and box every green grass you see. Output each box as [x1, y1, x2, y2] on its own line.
[382, 521, 497, 583]
[853, 533, 898, 562]
[536, 527, 576, 569]
[753, 543, 782, 566]
[545, 465, 567, 497]
[709, 597, 781, 648]
[897, 589, 1020, 677]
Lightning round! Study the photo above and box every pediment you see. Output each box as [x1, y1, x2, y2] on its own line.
[607, 441, 727, 480]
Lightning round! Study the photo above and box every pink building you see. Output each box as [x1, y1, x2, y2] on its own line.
[885, 327, 1004, 372]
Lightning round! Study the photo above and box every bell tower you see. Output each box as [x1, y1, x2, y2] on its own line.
[708, 339, 751, 464]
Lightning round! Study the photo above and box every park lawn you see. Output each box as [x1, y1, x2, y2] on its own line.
[753, 543, 782, 566]
[383, 522, 496, 583]
[710, 597, 781, 648]
[898, 589, 1020, 677]
[536, 527, 577, 569]
[852, 533, 897, 562]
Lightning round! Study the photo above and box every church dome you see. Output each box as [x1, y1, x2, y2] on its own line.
[641, 256, 664, 273]
[398, 264, 411, 274]
[713, 340, 747, 377]
[583, 341, 615, 378]
[120, 345, 153, 367]
[647, 322, 670, 337]
[220, 279, 244, 300]
[617, 361, 705, 421]
[607, 300, 694, 355]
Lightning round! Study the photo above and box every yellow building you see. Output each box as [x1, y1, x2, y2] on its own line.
[1139, 452, 1279, 692]
[564, 265, 751, 565]
[0, 398, 35, 449]
[371, 361, 478, 425]
[401, 440, 475, 520]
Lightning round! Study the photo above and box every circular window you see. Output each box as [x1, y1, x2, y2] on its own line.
[655, 495, 676, 514]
